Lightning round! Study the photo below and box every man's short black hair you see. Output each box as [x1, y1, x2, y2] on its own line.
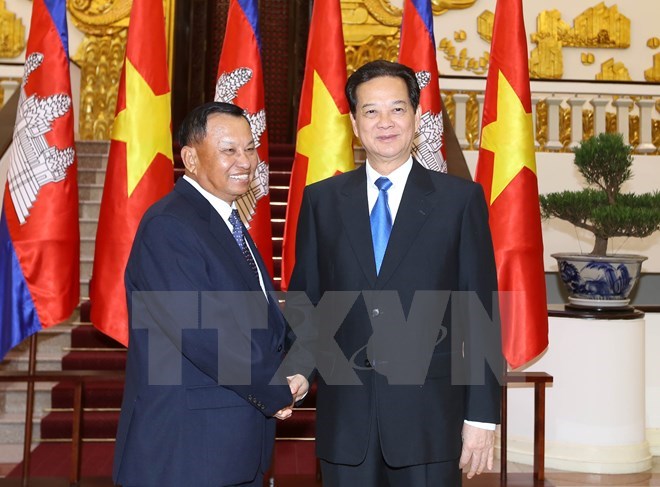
[177, 102, 249, 147]
[345, 60, 420, 115]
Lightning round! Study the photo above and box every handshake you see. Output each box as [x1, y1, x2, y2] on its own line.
[273, 374, 309, 420]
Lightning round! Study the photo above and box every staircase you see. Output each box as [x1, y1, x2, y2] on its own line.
[3, 141, 317, 478]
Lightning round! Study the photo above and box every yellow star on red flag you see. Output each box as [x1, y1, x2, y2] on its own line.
[296, 71, 354, 184]
[112, 59, 173, 196]
[480, 70, 536, 204]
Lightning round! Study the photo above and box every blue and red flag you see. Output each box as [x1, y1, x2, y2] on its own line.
[215, 0, 274, 275]
[0, 0, 79, 359]
[399, 0, 447, 172]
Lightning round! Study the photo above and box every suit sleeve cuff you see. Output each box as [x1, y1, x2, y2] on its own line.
[464, 420, 496, 431]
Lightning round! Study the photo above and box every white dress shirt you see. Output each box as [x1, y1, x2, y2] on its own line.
[183, 175, 267, 296]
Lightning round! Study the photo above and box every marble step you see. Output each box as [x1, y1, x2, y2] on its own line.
[0, 382, 55, 415]
[80, 218, 98, 239]
[78, 167, 106, 185]
[80, 237, 95, 259]
[77, 153, 108, 170]
[79, 183, 104, 202]
[79, 201, 100, 220]
[0, 413, 41, 444]
[76, 140, 110, 157]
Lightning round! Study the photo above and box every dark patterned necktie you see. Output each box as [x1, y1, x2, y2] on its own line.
[370, 177, 393, 275]
[229, 209, 259, 280]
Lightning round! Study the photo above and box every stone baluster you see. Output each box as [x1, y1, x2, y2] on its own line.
[452, 93, 470, 149]
[567, 97, 588, 149]
[475, 93, 485, 147]
[635, 98, 658, 153]
[590, 97, 610, 136]
[531, 94, 543, 149]
[545, 96, 564, 151]
[613, 97, 634, 143]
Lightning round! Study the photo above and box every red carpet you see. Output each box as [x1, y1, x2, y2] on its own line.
[7, 443, 114, 478]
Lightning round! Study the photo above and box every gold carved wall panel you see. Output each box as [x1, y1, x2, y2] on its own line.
[0, 0, 25, 58]
[68, 0, 174, 140]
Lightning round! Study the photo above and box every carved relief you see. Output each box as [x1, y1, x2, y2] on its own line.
[73, 33, 127, 140]
[581, 52, 595, 65]
[68, 0, 173, 140]
[0, 0, 25, 58]
[476, 10, 493, 42]
[645, 53, 660, 82]
[438, 38, 488, 75]
[530, 37, 563, 79]
[341, 0, 477, 75]
[570, 3, 630, 48]
[530, 4, 631, 80]
[596, 58, 632, 81]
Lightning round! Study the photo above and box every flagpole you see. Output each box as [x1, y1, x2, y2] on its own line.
[21, 334, 37, 484]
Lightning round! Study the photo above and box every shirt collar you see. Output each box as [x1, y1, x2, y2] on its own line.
[365, 157, 413, 189]
[183, 175, 235, 222]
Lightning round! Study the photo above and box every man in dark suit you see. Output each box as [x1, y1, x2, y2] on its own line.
[287, 61, 502, 486]
[113, 102, 308, 487]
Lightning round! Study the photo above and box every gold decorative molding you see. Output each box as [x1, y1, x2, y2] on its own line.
[68, 0, 174, 140]
[569, 3, 630, 48]
[476, 10, 493, 42]
[530, 4, 631, 80]
[454, 30, 466, 42]
[530, 37, 563, 79]
[73, 32, 127, 140]
[438, 38, 488, 75]
[596, 58, 631, 81]
[581, 52, 595, 65]
[645, 53, 660, 82]
[0, 0, 25, 58]
[648, 37, 660, 49]
[341, 0, 478, 74]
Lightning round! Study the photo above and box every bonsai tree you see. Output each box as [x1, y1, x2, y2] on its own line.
[540, 132, 660, 256]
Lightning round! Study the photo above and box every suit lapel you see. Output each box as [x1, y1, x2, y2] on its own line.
[175, 179, 262, 292]
[376, 161, 436, 288]
[339, 165, 378, 287]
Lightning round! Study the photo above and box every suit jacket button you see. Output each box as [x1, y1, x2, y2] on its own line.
[364, 359, 372, 368]
[371, 308, 380, 317]
[277, 345, 283, 352]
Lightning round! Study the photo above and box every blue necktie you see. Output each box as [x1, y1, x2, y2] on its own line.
[370, 177, 393, 275]
[229, 209, 259, 280]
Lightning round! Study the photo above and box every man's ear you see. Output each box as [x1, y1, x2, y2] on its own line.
[180, 146, 197, 175]
[414, 105, 422, 133]
[350, 113, 359, 138]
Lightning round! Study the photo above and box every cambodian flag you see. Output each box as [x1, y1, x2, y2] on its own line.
[215, 0, 275, 276]
[0, 0, 79, 359]
[399, 0, 447, 172]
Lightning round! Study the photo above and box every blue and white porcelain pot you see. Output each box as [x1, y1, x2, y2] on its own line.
[552, 253, 647, 308]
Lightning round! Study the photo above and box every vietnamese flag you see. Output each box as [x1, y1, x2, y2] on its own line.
[90, 0, 173, 346]
[215, 0, 274, 276]
[475, 0, 548, 368]
[280, 0, 354, 289]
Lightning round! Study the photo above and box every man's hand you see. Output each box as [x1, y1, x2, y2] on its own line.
[273, 375, 310, 421]
[287, 374, 309, 403]
[273, 408, 292, 420]
[459, 423, 495, 479]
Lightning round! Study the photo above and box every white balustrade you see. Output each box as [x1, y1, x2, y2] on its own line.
[439, 77, 659, 154]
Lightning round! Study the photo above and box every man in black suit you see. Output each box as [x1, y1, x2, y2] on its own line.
[287, 61, 502, 486]
[113, 102, 308, 487]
